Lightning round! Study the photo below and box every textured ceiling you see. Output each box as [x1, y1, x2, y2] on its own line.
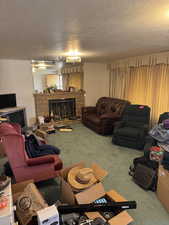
[1, 0, 169, 62]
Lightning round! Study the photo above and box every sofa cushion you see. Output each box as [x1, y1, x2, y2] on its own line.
[110, 104, 116, 113]
[97, 102, 108, 115]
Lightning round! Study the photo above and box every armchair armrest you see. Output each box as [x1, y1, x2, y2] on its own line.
[82, 106, 96, 114]
[26, 155, 55, 166]
[143, 124, 149, 132]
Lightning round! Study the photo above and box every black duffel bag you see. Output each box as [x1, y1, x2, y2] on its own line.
[129, 156, 158, 191]
[133, 163, 157, 191]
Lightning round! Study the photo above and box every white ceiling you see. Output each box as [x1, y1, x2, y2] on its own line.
[1, 0, 169, 62]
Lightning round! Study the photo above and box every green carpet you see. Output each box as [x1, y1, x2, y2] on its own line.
[47, 123, 169, 225]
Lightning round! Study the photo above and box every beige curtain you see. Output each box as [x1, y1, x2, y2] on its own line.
[109, 67, 130, 98]
[110, 64, 169, 125]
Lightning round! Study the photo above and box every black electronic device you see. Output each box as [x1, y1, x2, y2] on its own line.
[0, 93, 16, 109]
[57, 201, 137, 214]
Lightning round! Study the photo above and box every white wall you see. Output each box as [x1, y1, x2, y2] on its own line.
[83, 63, 109, 106]
[0, 59, 35, 125]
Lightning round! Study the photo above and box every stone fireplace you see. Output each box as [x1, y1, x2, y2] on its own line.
[34, 91, 85, 119]
[48, 98, 76, 119]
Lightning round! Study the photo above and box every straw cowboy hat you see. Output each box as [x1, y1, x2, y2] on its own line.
[67, 167, 97, 190]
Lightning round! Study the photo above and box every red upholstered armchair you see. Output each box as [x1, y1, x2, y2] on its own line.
[0, 122, 63, 183]
[82, 97, 130, 135]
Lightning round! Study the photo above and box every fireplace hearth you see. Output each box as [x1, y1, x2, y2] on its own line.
[49, 98, 76, 120]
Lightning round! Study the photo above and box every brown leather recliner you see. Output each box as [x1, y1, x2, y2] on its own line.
[82, 97, 130, 135]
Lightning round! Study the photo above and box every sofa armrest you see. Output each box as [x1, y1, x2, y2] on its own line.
[100, 112, 120, 120]
[26, 155, 55, 166]
[82, 106, 96, 114]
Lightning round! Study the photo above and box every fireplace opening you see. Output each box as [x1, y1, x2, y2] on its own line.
[48, 98, 76, 120]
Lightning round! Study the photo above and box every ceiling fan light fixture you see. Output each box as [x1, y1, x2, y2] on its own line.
[66, 56, 81, 63]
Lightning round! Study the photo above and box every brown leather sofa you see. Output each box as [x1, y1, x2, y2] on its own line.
[82, 97, 130, 135]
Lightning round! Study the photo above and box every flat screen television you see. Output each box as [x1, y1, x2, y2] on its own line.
[0, 94, 17, 109]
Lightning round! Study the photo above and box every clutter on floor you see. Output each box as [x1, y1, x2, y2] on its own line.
[128, 117, 169, 193]
[55, 125, 73, 132]
[59, 162, 135, 225]
[39, 122, 56, 134]
[37, 117, 80, 135]
[149, 118, 169, 170]
[9, 162, 137, 225]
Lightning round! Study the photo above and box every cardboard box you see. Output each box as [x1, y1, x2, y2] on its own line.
[157, 165, 169, 212]
[60, 161, 108, 186]
[75, 183, 133, 225]
[60, 162, 134, 225]
[12, 180, 48, 225]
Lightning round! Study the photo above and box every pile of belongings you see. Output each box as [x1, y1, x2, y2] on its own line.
[25, 134, 60, 158]
[149, 119, 169, 169]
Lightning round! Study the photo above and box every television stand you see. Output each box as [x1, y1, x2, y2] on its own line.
[0, 107, 27, 128]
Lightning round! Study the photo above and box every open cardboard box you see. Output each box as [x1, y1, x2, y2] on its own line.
[60, 162, 134, 225]
[157, 165, 169, 212]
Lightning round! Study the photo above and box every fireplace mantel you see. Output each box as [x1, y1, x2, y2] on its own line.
[34, 91, 85, 118]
